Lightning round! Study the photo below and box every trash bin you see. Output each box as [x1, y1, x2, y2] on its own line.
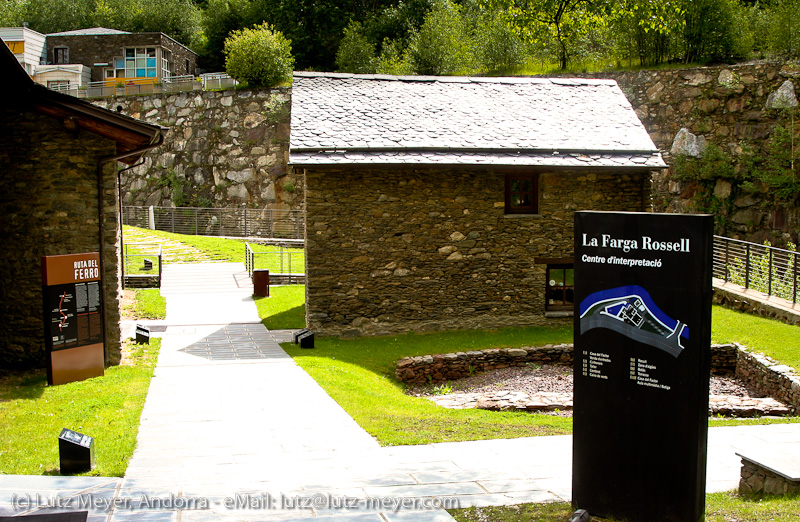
[253, 269, 270, 297]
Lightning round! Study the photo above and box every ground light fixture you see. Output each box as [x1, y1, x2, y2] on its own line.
[58, 428, 94, 474]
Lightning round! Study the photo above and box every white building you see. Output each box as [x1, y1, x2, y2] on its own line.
[0, 26, 46, 76]
[1, 27, 91, 91]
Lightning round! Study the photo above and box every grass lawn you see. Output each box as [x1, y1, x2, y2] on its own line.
[449, 491, 800, 521]
[283, 326, 574, 446]
[123, 226, 304, 268]
[279, 302, 800, 444]
[712, 306, 800, 370]
[255, 285, 306, 329]
[0, 339, 160, 476]
[131, 288, 167, 319]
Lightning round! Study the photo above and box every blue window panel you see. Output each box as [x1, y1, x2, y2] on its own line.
[146, 58, 156, 67]
[115, 58, 124, 68]
[146, 69, 156, 77]
[136, 68, 145, 77]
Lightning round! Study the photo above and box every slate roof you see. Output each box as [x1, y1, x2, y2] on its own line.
[48, 27, 131, 36]
[290, 72, 665, 169]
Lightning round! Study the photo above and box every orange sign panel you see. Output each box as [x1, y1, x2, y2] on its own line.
[6, 41, 24, 54]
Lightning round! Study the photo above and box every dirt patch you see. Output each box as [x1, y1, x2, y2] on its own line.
[120, 289, 136, 320]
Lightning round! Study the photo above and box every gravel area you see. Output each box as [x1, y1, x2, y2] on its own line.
[406, 363, 760, 399]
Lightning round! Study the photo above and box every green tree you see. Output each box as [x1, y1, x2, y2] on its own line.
[405, 0, 473, 75]
[336, 20, 378, 73]
[681, 0, 751, 63]
[91, 0, 203, 47]
[0, 0, 27, 27]
[610, 0, 684, 66]
[200, 0, 251, 71]
[766, 0, 800, 58]
[481, 0, 612, 70]
[22, 0, 94, 34]
[223, 22, 294, 87]
[461, 0, 527, 73]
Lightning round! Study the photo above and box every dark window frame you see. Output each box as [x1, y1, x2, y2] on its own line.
[53, 47, 69, 64]
[546, 263, 574, 311]
[504, 173, 539, 214]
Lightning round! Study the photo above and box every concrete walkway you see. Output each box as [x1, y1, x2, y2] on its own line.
[2, 263, 799, 522]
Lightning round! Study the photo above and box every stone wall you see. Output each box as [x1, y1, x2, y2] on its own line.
[395, 343, 739, 385]
[573, 62, 800, 245]
[304, 167, 649, 336]
[739, 458, 800, 496]
[736, 346, 800, 414]
[713, 284, 800, 326]
[92, 87, 299, 211]
[0, 108, 122, 369]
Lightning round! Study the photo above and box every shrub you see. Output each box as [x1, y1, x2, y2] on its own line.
[336, 21, 378, 74]
[474, 13, 526, 73]
[405, 0, 473, 75]
[766, 0, 800, 59]
[224, 23, 294, 88]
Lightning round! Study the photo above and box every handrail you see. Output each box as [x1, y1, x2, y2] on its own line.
[46, 73, 239, 99]
[713, 235, 798, 305]
[245, 242, 305, 280]
[123, 206, 305, 241]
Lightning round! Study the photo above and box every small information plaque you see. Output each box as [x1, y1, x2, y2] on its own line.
[572, 211, 713, 522]
[41, 253, 105, 386]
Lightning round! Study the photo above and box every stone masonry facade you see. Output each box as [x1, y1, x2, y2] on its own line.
[93, 88, 299, 211]
[0, 109, 122, 369]
[304, 167, 649, 336]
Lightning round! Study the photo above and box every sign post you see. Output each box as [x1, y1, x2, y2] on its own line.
[41, 252, 105, 386]
[572, 211, 713, 522]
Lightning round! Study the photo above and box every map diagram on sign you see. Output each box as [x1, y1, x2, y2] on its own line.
[579, 285, 688, 358]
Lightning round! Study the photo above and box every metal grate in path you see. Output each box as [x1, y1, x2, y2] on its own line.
[179, 324, 288, 361]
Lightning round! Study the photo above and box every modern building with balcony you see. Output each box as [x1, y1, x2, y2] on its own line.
[45, 27, 198, 86]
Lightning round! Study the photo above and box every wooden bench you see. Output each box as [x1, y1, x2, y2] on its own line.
[737, 450, 800, 496]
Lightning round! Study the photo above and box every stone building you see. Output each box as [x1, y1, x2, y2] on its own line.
[290, 72, 666, 336]
[45, 27, 197, 84]
[0, 42, 164, 369]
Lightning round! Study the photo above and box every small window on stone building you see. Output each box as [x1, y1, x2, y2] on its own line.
[546, 264, 574, 311]
[505, 173, 539, 214]
[54, 47, 68, 64]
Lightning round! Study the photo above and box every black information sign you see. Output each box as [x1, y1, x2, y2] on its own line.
[572, 211, 713, 522]
[45, 281, 103, 350]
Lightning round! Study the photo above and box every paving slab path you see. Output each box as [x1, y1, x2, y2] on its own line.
[2, 262, 799, 522]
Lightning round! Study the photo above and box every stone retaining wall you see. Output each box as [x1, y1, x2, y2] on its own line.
[395, 345, 574, 384]
[396, 343, 738, 384]
[736, 347, 800, 414]
[92, 88, 300, 211]
[396, 343, 798, 414]
[713, 284, 800, 326]
[565, 62, 800, 244]
[739, 458, 800, 496]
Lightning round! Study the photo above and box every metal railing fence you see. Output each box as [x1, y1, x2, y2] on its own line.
[123, 206, 305, 241]
[122, 243, 162, 288]
[48, 74, 238, 99]
[245, 242, 305, 278]
[713, 235, 798, 304]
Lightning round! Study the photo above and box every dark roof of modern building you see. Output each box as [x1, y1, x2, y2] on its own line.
[47, 27, 131, 36]
[290, 72, 665, 169]
[0, 38, 165, 164]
